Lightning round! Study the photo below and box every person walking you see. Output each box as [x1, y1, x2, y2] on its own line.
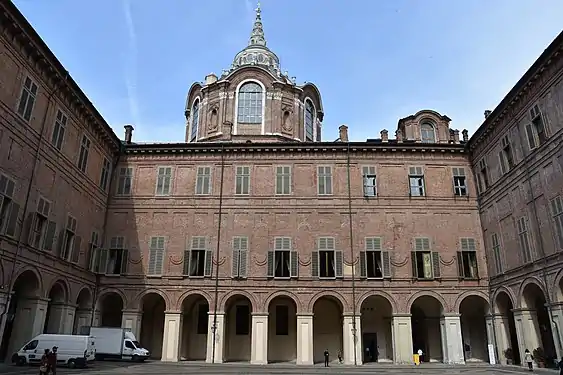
[557, 357, 563, 375]
[524, 349, 533, 371]
[48, 346, 58, 375]
[324, 348, 329, 367]
[39, 349, 49, 375]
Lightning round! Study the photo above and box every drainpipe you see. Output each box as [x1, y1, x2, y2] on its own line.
[346, 142, 358, 366]
[487, 276, 501, 364]
[211, 143, 226, 363]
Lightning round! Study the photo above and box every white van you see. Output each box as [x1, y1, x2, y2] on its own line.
[13, 334, 95, 368]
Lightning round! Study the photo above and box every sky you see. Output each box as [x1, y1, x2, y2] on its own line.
[11, 0, 563, 143]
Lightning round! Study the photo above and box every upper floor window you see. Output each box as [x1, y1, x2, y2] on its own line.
[362, 166, 377, 197]
[267, 237, 298, 278]
[78, 135, 90, 173]
[29, 196, 56, 251]
[498, 135, 514, 175]
[408, 167, 425, 196]
[117, 167, 133, 196]
[155, 167, 172, 196]
[517, 216, 533, 263]
[549, 196, 563, 250]
[312, 237, 343, 279]
[491, 233, 503, 275]
[420, 122, 436, 143]
[60, 215, 78, 262]
[235, 166, 250, 195]
[476, 159, 489, 193]
[457, 238, 478, 279]
[452, 167, 467, 196]
[17, 76, 38, 121]
[237, 82, 263, 124]
[0, 174, 18, 238]
[148, 236, 166, 276]
[184, 236, 212, 278]
[51, 110, 67, 150]
[525, 104, 547, 150]
[411, 237, 440, 279]
[275, 166, 291, 195]
[100, 158, 111, 192]
[196, 166, 212, 195]
[317, 166, 333, 195]
[190, 99, 200, 142]
[305, 99, 315, 141]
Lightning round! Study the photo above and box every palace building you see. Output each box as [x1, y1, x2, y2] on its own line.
[0, 0, 561, 367]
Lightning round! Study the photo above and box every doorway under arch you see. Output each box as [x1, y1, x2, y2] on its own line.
[73, 288, 93, 334]
[410, 295, 444, 362]
[312, 296, 343, 364]
[224, 294, 253, 362]
[179, 294, 209, 361]
[494, 291, 521, 365]
[267, 296, 297, 363]
[44, 281, 68, 334]
[459, 295, 490, 362]
[521, 283, 557, 364]
[98, 292, 124, 327]
[360, 295, 393, 363]
[139, 293, 166, 359]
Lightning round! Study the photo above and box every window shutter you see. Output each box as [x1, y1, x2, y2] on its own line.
[457, 251, 464, 279]
[57, 230, 65, 257]
[411, 251, 417, 278]
[232, 248, 240, 278]
[311, 250, 319, 277]
[71, 236, 81, 263]
[88, 246, 96, 271]
[25, 213, 35, 245]
[335, 250, 343, 278]
[183, 250, 190, 276]
[267, 250, 274, 277]
[431, 251, 441, 278]
[290, 250, 298, 278]
[239, 249, 247, 278]
[155, 238, 165, 275]
[382, 251, 391, 278]
[43, 221, 57, 251]
[498, 151, 506, 175]
[5, 202, 20, 237]
[359, 251, 367, 278]
[204, 250, 213, 277]
[525, 124, 537, 149]
[99, 249, 108, 274]
[120, 249, 129, 274]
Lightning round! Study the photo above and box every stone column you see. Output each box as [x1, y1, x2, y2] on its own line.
[206, 312, 225, 363]
[61, 304, 77, 334]
[391, 314, 413, 364]
[492, 314, 512, 364]
[342, 314, 362, 365]
[121, 310, 143, 338]
[44, 302, 66, 333]
[250, 313, 268, 364]
[512, 309, 540, 364]
[161, 311, 182, 362]
[8, 298, 49, 355]
[549, 303, 563, 360]
[73, 309, 93, 334]
[0, 292, 10, 345]
[440, 314, 465, 364]
[296, 313, 313, 365]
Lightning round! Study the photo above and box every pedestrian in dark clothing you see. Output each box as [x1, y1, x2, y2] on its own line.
[324, 349, 329, 367]
[524, 349, 533, 371]
[39, 349, 49, 375]
[557, 357, 563, 375]
[337, 350, 342, 364]
[48, 346, 58, 375]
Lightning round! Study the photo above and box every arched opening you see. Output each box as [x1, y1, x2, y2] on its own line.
[44, 281, 68, 334]
[559, 277, 563, 303]
[360, 295, 393, 363]
[304, 99, 315, 141]
[494, 291, 521, 365]
[410, 295, 443, 362]
[179, 294, 209, 361]
[459, 295, 490, 362]
[237, 82, 263, 125]
[0, 271, 41, 361]
[224, 295, 252, 362]
[267, 296, 297, 363]
[73, 288, 93, 334]
[139, 293, 166, 359]
[522, 283, 557, 364]
[190, 98, 200, 142]
[98, 292, 123, 328]
[313, 296, 343, 364]
[420, 122, 436, 143]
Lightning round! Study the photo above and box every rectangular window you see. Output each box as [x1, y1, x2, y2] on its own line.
[408, 167, 425, 196]
[197, 304, 209, 334]
[77, 135, 91, 173]
[275, 305, 289, 335]
[517, 217, 533, 263]
[275, 166, 291, 195]
[365, 237, 382, 278]
[235, 166, 250, 195]
[477, 159, 489, 192]
[0, 174, 18, 238]
[155, 167, 172, 196]
[549, 196, 563, 250]
[196, 167, 212, 195]
[362, 166, 377, 197]
[117, 167, 133, 196]
[186, 236, 212, 277]
[273, 237, 291, 278]
[51, 109, 67, 150]
[148, 236, 165, 275]
[411, 238, 440, 279]
[60, 215, 80, 263]
[498, 136, 514, 175]
[100, 158, 111, 192]
[232, 236, 248, 278]
[235, 305, 250, 335]
[29, 197, 51, 250]
[457, 238, 479, 279]
[88, 231, 100, 272]
[317, 166, 333, 195]
[312, 237, 343, 279]
[525, 104, 547, 150]
[17, 76, 38, 121]
[452, 167, 467, 196]
[491, 233, 503, 274]
[106, 236, 128, 275]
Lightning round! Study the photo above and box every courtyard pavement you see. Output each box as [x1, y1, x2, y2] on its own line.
[0, 361, 559, 375]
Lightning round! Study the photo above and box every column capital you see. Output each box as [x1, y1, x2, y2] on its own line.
[511, 308, 536, 314]
[342, 312, 361, 318]
[121, 309, 143, 314]
[441, 313, 461, 318]
[208, 311, 225, 316]
[296, 313, 314, 317]
[251, 312, 269, 317]
[164, 310, 182, 315]
[549, 302, 563, 309]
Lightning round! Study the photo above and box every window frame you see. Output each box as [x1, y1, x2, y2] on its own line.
[195, 166, 212, 195]
[452, 167, 467, 196]
[362, 166, 377, 197]
[16, 75, 38, 122]
[317, 165, 333, 196]
[304, 98, 316, 142]
[155, 166, 173, 196]
[189, 97, 201, 142]
[549, 196, 563, 250]
[235, 166, 251, 196]
[234, 80, 265, 135]
[100, 157, 111, 192]
[408, 166, 425, 197]
[275, 166, 292, 195]
[516, 216, 533, 263]
[116, 167, 133, 196]
[51, 108, 67, 151]
[420, 122, 436, 143]
[77, 134, 91, 173]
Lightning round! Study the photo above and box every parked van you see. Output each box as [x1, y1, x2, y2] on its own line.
[12, 334, 95, 368]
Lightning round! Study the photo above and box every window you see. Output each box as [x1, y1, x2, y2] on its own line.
[148, 236, 165, 275]
[0, 174, 18, 237]
[104, 236, 128, 275]
[156, 167, 172, 196]
[457, 238, 478, 279]
[517, 216, 533, 263]
[477, 159, 489, 193]
[359, 237, 391, 279]
[88, 231, 100, 272]
[17, 76, 38, 121]
[362, 166, 377, 197]
[498, 136, 514, 175]
[51, 110, 67, 150]
[231, 236, 248, 278]
[100, 158, 111, 192]
[268, 237, 298, 278]
[184, 236, 212, 277]
[77, 135, 90, 173]
[452, 168, 467, 196]
[312, 237, 343, 279]
[197, 304, 209, 334]
[235, 304, 250, 335]
[196, 167, 212, 195]
[237, 82, 263, 124]
[235, 166, 250, 195]
[305, 99, 315, 141]
[275, 305, 289, 335]
[491, 233, 503, 274]
[117, 167, 133, 196]
[408, 167, 425, 196]
[28, 197, 56, 251]
[525, 104, 547, 150]
[317, 166, 333, 195]
[275, 166, 291, 195]
[61, 215, 81, 263]
[190, 99, 200, 142]
[550, 196, 563, 249]
[411, 238, 440, 279]
[420, 122, 436, 143]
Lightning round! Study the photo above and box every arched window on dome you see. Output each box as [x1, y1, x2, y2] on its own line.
[190, 99, 200, 142]
[420, 122, 436, 143]
[237, 82, 263, 124]
[305, 99, 315, 142]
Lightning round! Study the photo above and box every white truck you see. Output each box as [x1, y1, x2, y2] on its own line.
[87, 327, 149, 361]
[13, 334, 95, 368]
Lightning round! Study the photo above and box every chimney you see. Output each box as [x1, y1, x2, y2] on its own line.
[222, 121, 233, 141]
[395, 129, 403, 143]
[205, 73, 218, 85]
[380, 129, 389, 142]
[484, 110, 492, 119]
[462, 129, 469, 142]
[124, 124, 134, 144]
[453, 129, 460, 144]
[338, 125, 349, 142]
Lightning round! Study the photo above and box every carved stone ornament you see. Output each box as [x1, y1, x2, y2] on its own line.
[208, 104, 219, 131]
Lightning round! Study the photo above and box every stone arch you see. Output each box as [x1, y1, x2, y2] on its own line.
[301, 82, 324, 116]
[75, 286, 93, 309]
[45, 279, 70, 303]
[133, 289, 171, 311]
[517, 277, 547, 309]
[358, 290, 398, 314]
[454, 291, 490, 313]
[219, 290, 257, 312]
[10, 266, 43, 296]
[263, 290, 303, 313]
[96, 288, 127, 309]
[406, 290, 448, 313]
[307, 290, 347, 313]
[552, 268, 563, 302]
[491, 286, 517, 312]
[177, 289, 213, 310]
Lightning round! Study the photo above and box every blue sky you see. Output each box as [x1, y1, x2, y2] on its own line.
[12, 0, 563, 143]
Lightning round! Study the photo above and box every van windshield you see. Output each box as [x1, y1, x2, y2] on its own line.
[132, 341, 141, 348]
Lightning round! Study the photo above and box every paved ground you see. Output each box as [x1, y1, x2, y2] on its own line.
[0, 361, 559, 375]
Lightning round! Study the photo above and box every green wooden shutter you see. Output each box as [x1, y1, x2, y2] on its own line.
[411, 251, 418, 278]
[335, 250, 343, 278]
[204, 250, 213, 277]
[99, 249, 108, 274]
[431, 252, 441, 278]
[120, 249, 129, 274]
[290, 250, 298, 278]
[239, 248, 248, 278]
[5, 202, 20, 237]
[43, 221, 57, 251]
[232, 248, 240, 278]
[382, 251, 391, 278]
[71, 236, 81, 263]
[267, 250, 275, 277]
[183, 250, 191, 276]
[311, 250, 319, 277]
[359, 251, 367, 278]
[457, 251, 464, 278]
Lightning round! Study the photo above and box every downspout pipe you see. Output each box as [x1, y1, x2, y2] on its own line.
[346, 141, 358, 366]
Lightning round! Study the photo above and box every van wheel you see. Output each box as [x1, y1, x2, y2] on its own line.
[132, 355, 139, 362]
[16, 356, 26, 366]
[68, 359, 76, 369]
